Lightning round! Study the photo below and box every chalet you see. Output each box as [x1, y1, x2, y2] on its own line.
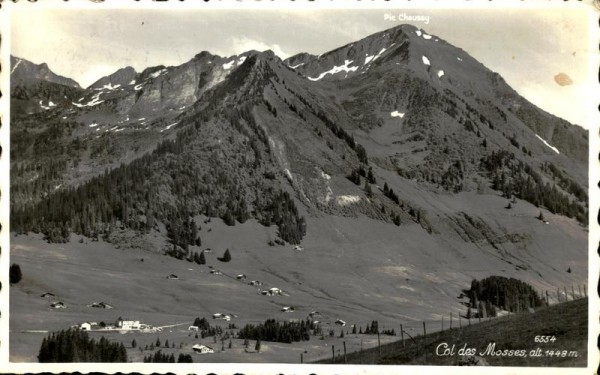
[335, 319, 346, 326]
[80, 322, 92, 331]
[188, 325, 200, 331]
[116, 318, 141, 330]
[166, 274, 179, 280]
[50, 301, 66, 309]
[89, 302, 113, 309]
[269, 287, 282, 295]
[236, 274, 247, 280]
[40, 292, 56, 298]
[249, 280, 262, 286]
[192, 344, 214, 354]
[212, 313, 231, 321]
[281, 306, 294, 312]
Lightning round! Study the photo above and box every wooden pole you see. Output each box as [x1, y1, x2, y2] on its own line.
[441, 316, 444, 332]
[343, 341, 347, 364]
[557, 288, 560, 303]
[450, 313, 453, 330]
[423, 321, 426, 336]
[400, 324, 405, 348]
[332, 345, 335, 363]
[301, 353, 303, 364]
[546, 290, 549, 305]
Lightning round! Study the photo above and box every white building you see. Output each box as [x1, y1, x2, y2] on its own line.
[80, 322, 92, 331]
[116, 319, 141, 330]
[192, 344, 214, 354]
[188, 325, 200, 331]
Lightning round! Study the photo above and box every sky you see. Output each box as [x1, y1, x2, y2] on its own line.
[9, 5, 597, 128]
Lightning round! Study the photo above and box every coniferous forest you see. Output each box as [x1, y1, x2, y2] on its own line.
[38, 329, 127, 362]
[11, 109, 307, 246]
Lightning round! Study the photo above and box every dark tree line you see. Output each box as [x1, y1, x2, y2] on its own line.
[12, 112, 307, 245]
[38, 329, 127, 362]
[465, 276, 546, 316]
[237, 318, 313, 343]
[143, 350, 175, 363]
[481, 150, 587, 224]
[255, 190, 306, 244]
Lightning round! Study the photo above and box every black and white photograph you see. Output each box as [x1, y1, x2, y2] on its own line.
[1, 1, 598, 373]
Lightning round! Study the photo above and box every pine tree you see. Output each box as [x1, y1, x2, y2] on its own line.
[9, 263, 22, 284]
[255, 339, 261, 352]
[199, 251, 206, 264]
[221, 249, 232, 262]
[131, 339, 137, 348]
[352, 325, 357, 334]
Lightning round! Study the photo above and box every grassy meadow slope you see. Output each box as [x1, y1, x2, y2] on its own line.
[10, 187, 586, 362]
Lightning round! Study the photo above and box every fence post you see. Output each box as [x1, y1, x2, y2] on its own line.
[423, 321, 426, 336]
[400, 324, 405, 348]
[332, 345, 335, 363]
[343, 341, 347, 364]
[450, 313, 453, 330]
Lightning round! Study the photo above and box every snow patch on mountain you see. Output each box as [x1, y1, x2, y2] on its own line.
[39, 100, 57, 110]
[535, 134, 560, 154]
[437, 70, 445, 78]
[457, 57, 463, 62]
[289, 62, 304, 69]
[150, 68, 167, 78]
[422, 33, 432, 40]
[11, 58, 22, 74]
[102, 83, 121, 90]
[222, 60, 235, 70]
[422, 56, 430, 66]
[336, 195, 361, 206]
[89, 122, 99, 128]
[129, 80, 136, 85]
[415, 30, 422, 37]
[308, 60, 358, 81]
[237, 56, 247, 65]
[160, 122, 179, 132]
[364, 48, 386, 65]
[390, 111, 405, 118]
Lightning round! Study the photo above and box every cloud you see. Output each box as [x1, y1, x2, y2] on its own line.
[226, 37, 292, 60]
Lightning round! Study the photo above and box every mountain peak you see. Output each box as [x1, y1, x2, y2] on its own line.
[10, 55, 81, 89]
[88, 66, 138, 90]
